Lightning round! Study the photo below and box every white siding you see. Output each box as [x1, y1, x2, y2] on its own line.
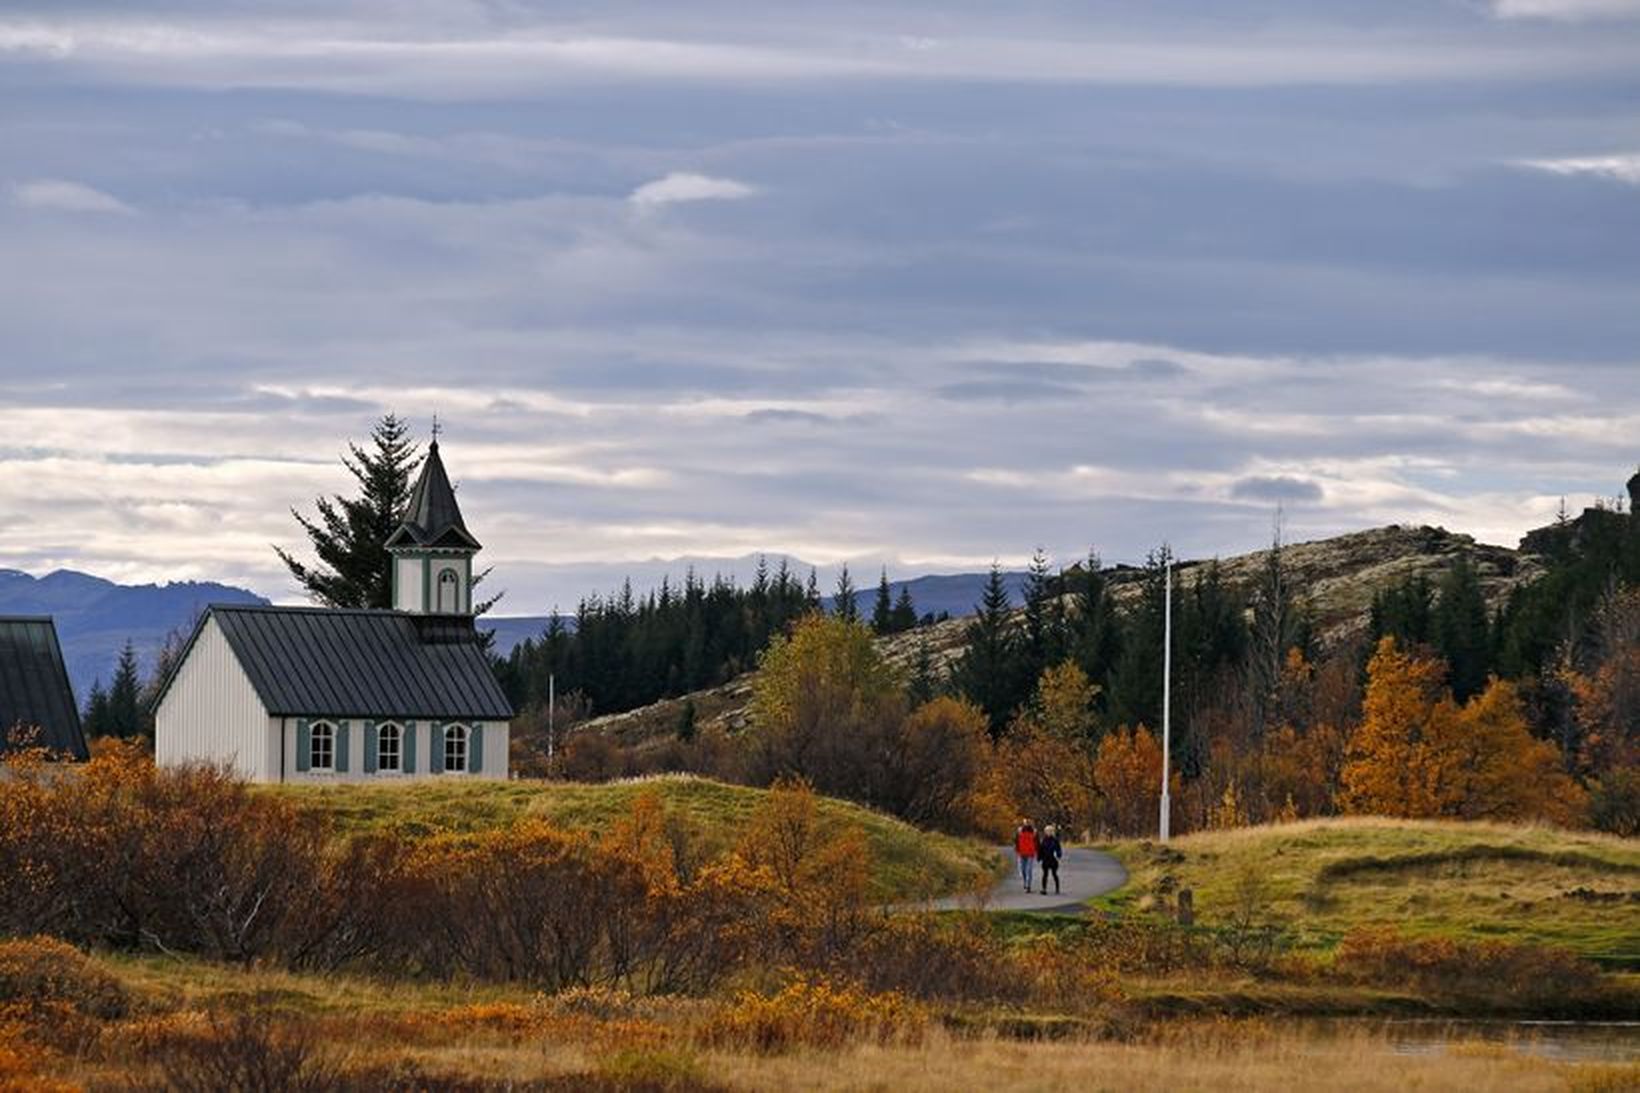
[155, 617, 271, 781]
[277, 718, 510, 783]
[395, 556, 425, 612]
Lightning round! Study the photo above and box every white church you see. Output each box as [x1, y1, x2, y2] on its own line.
[154, 439, 513, 783]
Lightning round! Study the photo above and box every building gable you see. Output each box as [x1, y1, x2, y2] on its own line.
[0, 616, 87, 759]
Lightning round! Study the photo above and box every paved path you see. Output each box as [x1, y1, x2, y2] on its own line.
[928, 846, 1129, 914]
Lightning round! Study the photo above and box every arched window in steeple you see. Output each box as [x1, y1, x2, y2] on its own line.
[437, 568, 460, 613]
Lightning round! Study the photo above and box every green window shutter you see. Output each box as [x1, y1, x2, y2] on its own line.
[335, 721, 351, 773]
[296, 719, 311, 772]
[404, 721, 417, 774]
[430, 721, 444, 773]
[363, 720, 378, 774]
[469, 725, 484, 774]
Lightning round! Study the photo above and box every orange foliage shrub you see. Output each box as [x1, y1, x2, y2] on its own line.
[1342, 638, 1586, 824]
[0, 744, 327, 961]
[1333, 927, 1602, 1009]
[851, 914, 1025, 1002]
[0, 937, 128, 1022]
[0, 1022, 74, 1093]
[118, 1009, 341, 1093]
[994, 723, 1097, 838]
[697, 979, 926, 1053]
[886, 697, 994, 833]
[1094, 725, 1175, 836]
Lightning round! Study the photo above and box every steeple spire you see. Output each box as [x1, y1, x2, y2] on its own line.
[386, 436, 479, 551]
[385, 429, 481, 615]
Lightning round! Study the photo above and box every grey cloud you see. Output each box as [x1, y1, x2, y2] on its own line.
[1230, 476, 1326, 503]
[1, 2, 1636, 610]
[936, 379, 1086, 403]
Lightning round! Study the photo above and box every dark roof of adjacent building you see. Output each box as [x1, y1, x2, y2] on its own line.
[384, 441, 481, 550]
[0, 616, 88, 759]
[155, 604, 513, 721]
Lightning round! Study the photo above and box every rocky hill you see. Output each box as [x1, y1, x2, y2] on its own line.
[574, 524, 1546, 747]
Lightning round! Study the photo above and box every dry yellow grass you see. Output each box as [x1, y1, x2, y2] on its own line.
[696, 1026, 1633, 1093]
[19, 952, 1637, 1091]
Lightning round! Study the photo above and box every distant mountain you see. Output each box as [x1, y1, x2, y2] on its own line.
[0, 569, 268, 704]
[482, 615, 571, 655]
[829, 570, 1031, 623]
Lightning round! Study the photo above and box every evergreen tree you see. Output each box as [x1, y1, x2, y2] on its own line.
[871, 568, 894, 635]
[1248, 520, 1301, 736]
[83, 681, 110, 739]
[276, 413, 420, 608]
[1070, 550, 1121, 704]
[950, 563, 1023, 736]
[834, 564, 859, 622]
[890, 585, 919, 633]
[1019, 547, 1066, 683]
[675, 698, 697, 743]
[907, 635, 939, 706]
[1106, 547, 1171, 738]
[107, 641, 143, 739]
[1434, 557, 1492, 703]
[1370, 575, 1435, 649]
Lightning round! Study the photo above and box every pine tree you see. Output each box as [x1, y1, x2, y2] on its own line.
[107, 641, 143, 739]
[834, 564, 859, 622]
[276, 413, 420, 608]
[1106, 547, 1171, 735]
[1070, 550, 1121, 701]
[950, 563, 1023, 736]
[1434, 556, 1491, 703]
[83, 681, 110, 739]
[1020, 547, 1064, 683]
[891, 585, 919, 633]
[1248, 519, 1300, 737]
[871, 568, 894, 635]
[908, 635, 939, 706]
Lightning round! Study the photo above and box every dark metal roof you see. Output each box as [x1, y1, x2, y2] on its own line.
[0, 616, 88, 759]
[384, 441, 481, 551]
[158, 604, 512, 721]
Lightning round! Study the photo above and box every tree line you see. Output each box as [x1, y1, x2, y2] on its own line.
[495, 561, 929, 721]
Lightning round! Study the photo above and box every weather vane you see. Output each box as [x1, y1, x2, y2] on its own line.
[431, 413, 442, 442]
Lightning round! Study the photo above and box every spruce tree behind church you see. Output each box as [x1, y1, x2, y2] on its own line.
[277, 414, 420, 609]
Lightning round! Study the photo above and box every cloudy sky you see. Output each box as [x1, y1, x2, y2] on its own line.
[2, 1, 1638, 612]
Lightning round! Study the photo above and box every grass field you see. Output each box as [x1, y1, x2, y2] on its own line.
[47, 954, 1640, 1092]
[274, 774, 996, 901]
[1102, 817, 1640, 966]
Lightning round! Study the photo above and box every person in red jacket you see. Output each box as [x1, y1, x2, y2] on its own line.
[1014, 819, 1038, 892]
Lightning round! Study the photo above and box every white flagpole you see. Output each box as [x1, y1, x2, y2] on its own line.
[1160, 552, 1172, 843]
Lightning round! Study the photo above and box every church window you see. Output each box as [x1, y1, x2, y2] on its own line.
[444, 723, 469, 773]
[437, 568, 460, 612]
[310, 721, 335, 772]
[378, 722, 402, 773]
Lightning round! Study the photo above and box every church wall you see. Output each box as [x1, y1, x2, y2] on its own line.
[275, 718, 509, 783]
[155, 616, 271, 781]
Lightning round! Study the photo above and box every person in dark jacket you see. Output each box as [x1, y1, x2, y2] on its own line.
[1036, 824, 1063, 895]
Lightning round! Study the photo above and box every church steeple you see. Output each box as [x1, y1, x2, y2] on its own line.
[386, 435, 480, 615]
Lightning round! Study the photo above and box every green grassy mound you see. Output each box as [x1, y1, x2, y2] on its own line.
[275, 774, 994, 901]
[1102, 817, 1640, 966]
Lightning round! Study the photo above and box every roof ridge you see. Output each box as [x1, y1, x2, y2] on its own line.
[209, 603, 403, 616]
